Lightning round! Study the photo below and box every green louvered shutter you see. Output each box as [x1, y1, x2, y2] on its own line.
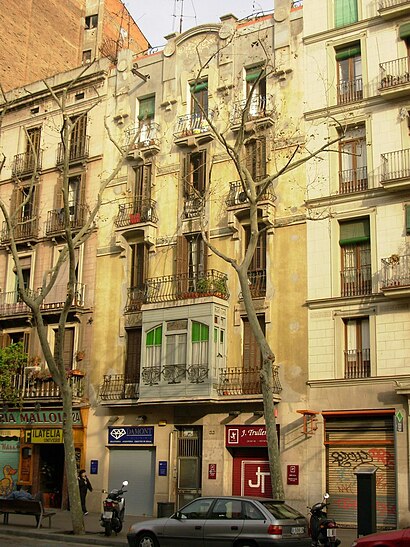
[335, 0, 358, 28]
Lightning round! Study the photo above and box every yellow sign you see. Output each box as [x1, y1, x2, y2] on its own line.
[25, 429, 63, 443]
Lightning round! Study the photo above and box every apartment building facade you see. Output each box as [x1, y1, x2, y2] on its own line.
[88, 2, 309, 516]
[0, 60, 111, 508]
[304, 0, 410, 529]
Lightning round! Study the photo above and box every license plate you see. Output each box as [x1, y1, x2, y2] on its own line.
[103, 511, 113, 518]
[327, 528, 337, 537]
[291, 526, 305, 535]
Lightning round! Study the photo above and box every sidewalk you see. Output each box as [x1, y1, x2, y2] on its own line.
[0, 510, 145, 545]
[0, 509, 358, 546]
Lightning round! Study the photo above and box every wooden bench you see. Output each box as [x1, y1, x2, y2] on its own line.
[0, 498, 56, 528]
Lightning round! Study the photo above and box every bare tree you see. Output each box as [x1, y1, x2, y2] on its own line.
[0, 61, 138, 534]
[186, 30, 344, 500]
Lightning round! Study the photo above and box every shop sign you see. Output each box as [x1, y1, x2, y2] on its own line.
[25, 429, 63, 443]
[226, 425, 267, 447]
[287, 464, 299, 485]
[208, 463, 217, 479]
[0, 409, 82, 426]
[158, 461, 167, 476]
[108, 426, 154, 444]
[396, 410, 404, 432]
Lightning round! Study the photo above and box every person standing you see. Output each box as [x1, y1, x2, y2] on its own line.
[78, 469, 92, 514]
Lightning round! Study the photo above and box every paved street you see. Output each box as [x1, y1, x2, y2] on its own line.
[0, 535, 103, 546]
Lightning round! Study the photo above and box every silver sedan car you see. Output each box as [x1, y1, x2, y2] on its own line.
[127, 496, 311, 547]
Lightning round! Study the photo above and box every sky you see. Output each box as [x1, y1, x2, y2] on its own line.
[125, 0, 274, 48]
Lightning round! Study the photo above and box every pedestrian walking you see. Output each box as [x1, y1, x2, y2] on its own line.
[78, 469, 92, 514]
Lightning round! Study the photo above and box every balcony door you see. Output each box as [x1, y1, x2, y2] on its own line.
[339, 125, 367, 194]
[344, 317, 370, 378]
[246, 66, 266, 117]
[242, 316, 265, 394]
[133, 163, 152, 220]
[244, 226, 267, 297]
[25, 127, 41, 171]
[176, 233, 207, 293]
[336, 43, 362, 104]
[124, 327, 141, 397]
[340, 219, 371, 296]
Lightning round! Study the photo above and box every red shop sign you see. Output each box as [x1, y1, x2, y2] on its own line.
[226, 425, 267, 447]
[287, 464, 299, 485]
[208, 463, 217, 479]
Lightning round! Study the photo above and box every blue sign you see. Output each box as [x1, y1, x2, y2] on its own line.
[108, 426, 154, 444]
[159, 461, 167, 476]
[90, 460, 98, 474]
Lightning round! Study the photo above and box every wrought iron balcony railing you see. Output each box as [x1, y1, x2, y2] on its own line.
[344, 349, 370, 379]
[379, 0, 410, 10]
[56, 136, 90, 164]
[174, 111, 215, 139]
[125, 122, 160, 150]
[5, 369, 85, 402]
[230, 95, 275, 126]
[114, 198, 158, 228]
[339, 167, 368, 194]
[141, 363, 209, 386]
[45, 204, 88, 235]
[1, 217, 39, 243]
[337, 78, 363, 105]
[248, 269, 267, 298]
[226, 179, 275, 207]
[341, 266, 372, 297]
[0, 284, 86, 316]
[381, 254, 410, 289]
[12, 150, 43, 177]
[381, 148, 410, 183]
[380, 57, 410, 90]
[99, 374, 139, 400]
[125, 271, 229, 309]
[217, 366, 282, 396]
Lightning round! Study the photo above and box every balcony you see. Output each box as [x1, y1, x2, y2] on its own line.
[344, 349, 370, 379]
[125, 123, 160, 157]
[378, 0, 410, 18]
[379, 58, 410, 98]
[99, 374, 139, 401]
[381, 148, 410, 190]
[248, 270, 267, 298]
[141, 364, 209, 386]
[341, 266, 372, 297]
[8, 369, 85, 403]
[12, 150, 43, 178]
[337, 78, 363, 105]
[0, 284, 86, 317]
[45, 204, 88, 236]
[381, 254, 410, 296]
[226, 180, 276, 208]
[183, 196, 203, 219]
[217, 366, 282, 396]
[56, 136, 90, 165]
[174, 112, 215, 146]
[339, 167, 368, 194]
[114, 199, 158, 228]
[0, 217, 39, 244]
[230, 95, 275, 130]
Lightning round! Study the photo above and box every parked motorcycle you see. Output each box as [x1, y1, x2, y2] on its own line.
[308, 493, 341, 546]
[100, 480, 128, 536]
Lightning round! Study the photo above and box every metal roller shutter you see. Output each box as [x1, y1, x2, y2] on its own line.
[325, 414, 396, 528]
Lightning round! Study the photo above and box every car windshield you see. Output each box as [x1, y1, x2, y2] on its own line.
[260, 501, 303, 519]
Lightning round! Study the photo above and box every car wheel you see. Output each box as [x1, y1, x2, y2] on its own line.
[137, 532, 159, 547]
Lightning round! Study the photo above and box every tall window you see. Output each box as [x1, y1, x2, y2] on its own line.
[336, 44, 362, 104]
[245, 138, 266, 182]
[344, 317, 370, 378]
[334, 0, 358, 28]
[242, 317, 265, 394]
[244, 226, 267, 297]
[125, 327, 141, 394]
[133, 163, 152, 219]
[191, 80, 208, 117]
[192, 322, 209, 366]
[340, 218, 371, 297]
[183, 150, 207, 196]
[246, 66, 266, 117]
[25, 127, 41, 171]
[69, 114, 87, 159]
[53, 327, 75, 370]
[176, 233, 207, 294]
[339, 125, 367, 194]
[146, 325, 162, 369]
[14, 255, 31, 296]
[138, 96, 156, 142]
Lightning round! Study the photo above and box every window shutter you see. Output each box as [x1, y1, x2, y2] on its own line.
[54, 175, 64, 209]
[23, 332, 30, 354]
[399, 23, 410, 40]
[335, 44, 361, 61]
[246, 67, 263, 82]
[138, 96, 155, 120]
[406, 205, 410, 235]
[339, 218, 370, 245]
[143, 163, 152, 200]
[183, 154, 191, 196]
[334, 0, 358, 28]
[197, 151, 206, 193]
[176, 235, 188, 276]
[125, 327, 142, 382]
[256, 138, 267, 179]
[190, 81, 208, 93]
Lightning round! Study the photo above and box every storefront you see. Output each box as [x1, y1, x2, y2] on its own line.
[226, 425, 274, 498]
[324, 410, 396, 528]
[0, 407, 87, 507]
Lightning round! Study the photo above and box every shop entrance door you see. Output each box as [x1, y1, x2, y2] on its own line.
[177, 427, 202, 509]
[39, 444, 64, 508]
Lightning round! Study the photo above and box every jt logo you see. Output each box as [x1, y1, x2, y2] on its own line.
[248, 466, 270, 494]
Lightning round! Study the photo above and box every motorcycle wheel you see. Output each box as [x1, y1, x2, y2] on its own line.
[104, 522, 112, 537]
[114, 521, 123, 533]
[137, 532, 158, 547]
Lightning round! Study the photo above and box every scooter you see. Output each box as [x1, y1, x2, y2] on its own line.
[308, 493, 341, 546]
[100, 480, 128, 536]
